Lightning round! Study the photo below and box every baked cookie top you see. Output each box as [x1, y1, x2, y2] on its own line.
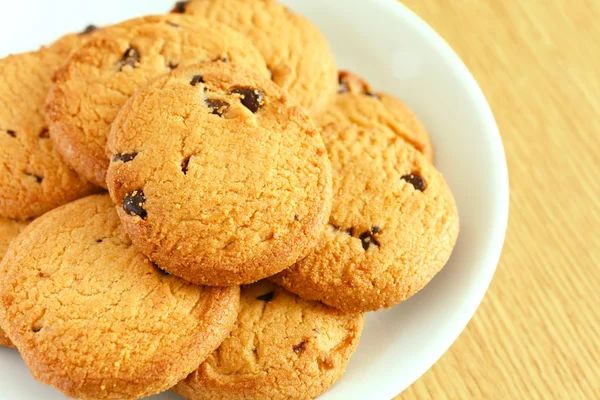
[46, 14, 270, 187]
[0, 195, 240, 400]
[320, 71, 434, 162]
[0, 49, 98, 220]
[174, 0, 338, 116]
[106, 62, 332, 286]
[271, 123, 459, 312]
[173, 280, 364, 400]
[0, 217, 28, 348]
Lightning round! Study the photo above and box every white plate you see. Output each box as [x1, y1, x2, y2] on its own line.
[0, 0, 509, 399]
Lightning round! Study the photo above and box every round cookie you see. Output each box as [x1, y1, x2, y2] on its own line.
[271, 123, 459, 312]
[46, 14, 270, 188]
[0, 50, 98, 220]
[320, 71, 434, 163]
[0, 195, 240, 399]
[106, 62, 332, 286]
[173, 0, 338, 116]
[173, 280, 364, 400]
[0, 217, 28, 348]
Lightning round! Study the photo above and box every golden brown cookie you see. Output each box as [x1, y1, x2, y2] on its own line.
[173, 280, 364, 400]
[271, 123, 459, 312]
[0, 49, 98, 220]
[0, 195, 240, 399]
[0, 217, 28, 348]
[106, 62, 332, 286]
[46, 14, 270, 188]
[320, 71, 434, 162]
[174, 0, 338, 116]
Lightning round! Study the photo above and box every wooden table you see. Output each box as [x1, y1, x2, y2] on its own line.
[394, 1, 600, 399]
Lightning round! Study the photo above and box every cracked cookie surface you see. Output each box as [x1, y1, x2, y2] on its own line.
[0, 49, 98, 220]
[46, 14, 270, 187]
[320, 71, 434, 162]
[106, 62, 332, 286]
[174, 0, 338, 116]
[173, 280, 364, 400]
[0, 217, 28, 348]
[0, 195, 240, 400]
[271, 123, 459, 312]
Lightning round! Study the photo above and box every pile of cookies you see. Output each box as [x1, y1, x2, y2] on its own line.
[0, 0, 459, 399]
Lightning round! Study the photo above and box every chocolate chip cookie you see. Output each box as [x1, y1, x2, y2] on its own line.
[173, 280, 364, 400]
[320, 71, 434, 162]
[0, 195, 240, 399]
[0, 217, 28, 348]
[46, 14, 270, 187]
[106, 62, 332, 286]
[271, 123, 459, 312]
[0, 49, 98, 220]
[173, 0, 338, 116]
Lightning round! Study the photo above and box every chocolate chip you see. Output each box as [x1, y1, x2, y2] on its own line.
[25, 172, 42, 183]
[257, 291, 275, 302]
[190, 75, 204, 86]
[346, 227, 355, 236]
[168, 62, 179, 70]
[39, 128, 49, 138]
[112, 153, 137, 163]
[32, 325, 42, 333]
[81, 24, 98, 35]
[359, 231, 380, 250]
[119, 47, 139, 71]
[96, 238, 105, 243]
[293, 341, 307, 354]
[401, 173, 426, 191]
[204, 99, 229, 116]
[230, 86, 265, 113]
[6, 130, 16, 137]
[181, 156, 191, 174]
[123, 190, 147, 219]
[371, 226, 381, 234]
[294, 214, 300, 221]
[171, 0, 189, 13]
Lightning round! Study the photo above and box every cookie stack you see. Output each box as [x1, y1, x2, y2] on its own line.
[0, 1, 459, 399]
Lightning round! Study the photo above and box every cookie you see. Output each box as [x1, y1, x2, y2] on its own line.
[271, 123, 459, 312]
[0, 49, 98, 220]
[173, 0, 338, 116]
[46, 14, 270, 188]
[0, 195, 240, 399]
[106, 62, 332, 286]
[173, 280, 364, 400]
[0, 217, 28, 348]
[320, 71, 434, 162]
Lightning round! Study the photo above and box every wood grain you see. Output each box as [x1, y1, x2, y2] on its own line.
[392, 1, 600, 398]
